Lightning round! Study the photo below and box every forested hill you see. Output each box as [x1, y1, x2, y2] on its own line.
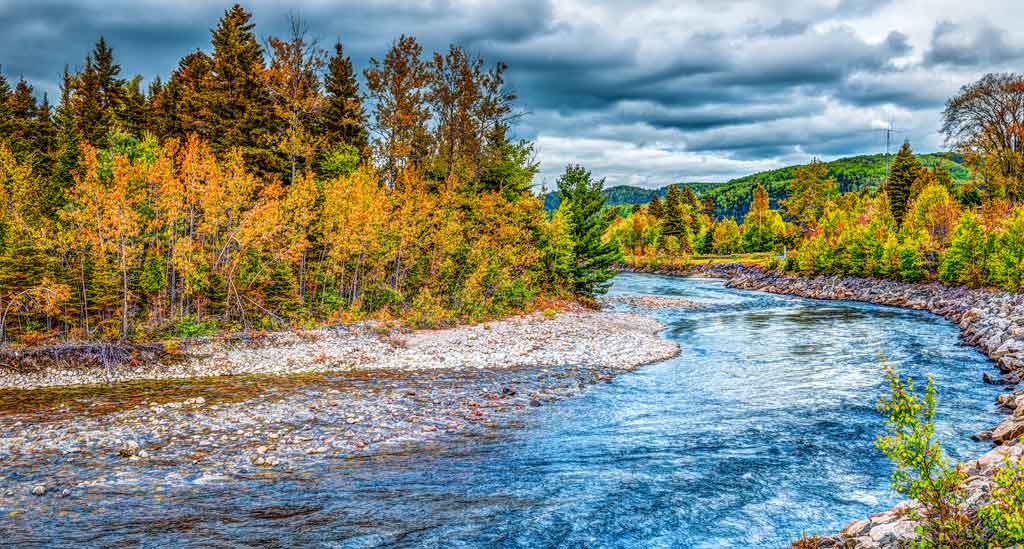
[544, 152, 971, 220]
[543, 182, 722, 211]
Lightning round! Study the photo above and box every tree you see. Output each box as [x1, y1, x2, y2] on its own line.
[207, 4, 278, 172]
[71, 36, 125, 146]
[319, 40, 368, 167]
[903, 184, 960, 250]
[989, 206, 1024, 291]
[939, 212, 991, 287]
[648, 194, 663, 218]
[711, 218, 742, 254]
[556, 165, 621, 297]
[783, 159, 836, 231]
[942, 73, 1024, 202]
[364, 35, 430, 186]
[266, 16, 327, 181]
[741, 184, 787, 252]
[884, 142, 923, 226]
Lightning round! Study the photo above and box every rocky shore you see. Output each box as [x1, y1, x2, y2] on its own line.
[623, 261, 1024, 548]
[0, 307, 679, 523]
[0, 307, 676, 390]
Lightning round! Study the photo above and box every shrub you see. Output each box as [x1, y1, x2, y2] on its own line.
[980, 458, 1024, 545]
[875, 363, 984, 547]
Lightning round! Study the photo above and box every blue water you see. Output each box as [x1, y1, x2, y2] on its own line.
[1, 273, 1005, 547]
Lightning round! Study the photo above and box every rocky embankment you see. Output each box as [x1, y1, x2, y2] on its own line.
[0, 307, 676, 390]
[623, 261, 1024, 548]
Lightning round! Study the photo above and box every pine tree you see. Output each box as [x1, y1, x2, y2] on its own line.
[648, 194, 663, 218]
[783, 159, 837, 231]
[556, 165, 621, 297]
[682, 185, 700, 210]
[0, 69, 12, 137]
[884, 142, 922, 227]
[320, 40, 368, 158]
[207, 4, 279, 173]
[72, 36, 125, 146]
[661, 184, 686, 237]
[49, 67, 81, 219]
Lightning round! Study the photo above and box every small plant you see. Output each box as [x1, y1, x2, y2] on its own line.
[542, 308, 557, 319]
[980, 457, 1024, 545]
[174, 316, 218, 338]
[875, 362, 984, 547]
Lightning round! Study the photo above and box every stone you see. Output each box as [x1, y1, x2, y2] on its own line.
[117, 440, 140, 458]
[868, 519, 917, 544]
[30, 485, 46, 496]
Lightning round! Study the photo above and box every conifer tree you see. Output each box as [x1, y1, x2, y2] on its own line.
[207, 4, 279, 172]
[648, 193, 663, 218]
[884, 142, 923, 227]
[556, 165, 621, 297]
[320, 40, 368, 160]
[661, 184, 686, 236]
[49, 67, 81, 219]
[0, 69, 12, 137]
[783, 159, 837, 231]
[72, 36, 125, 146]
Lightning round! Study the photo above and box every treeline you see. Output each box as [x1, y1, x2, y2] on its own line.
[0, 5, 618, 344]
[611, 73, 1024, 292]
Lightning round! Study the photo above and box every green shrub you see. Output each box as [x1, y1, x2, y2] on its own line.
[175, 316, 218, 338]
[981, 458, 1024, 545]
[875, 363, 983, 547]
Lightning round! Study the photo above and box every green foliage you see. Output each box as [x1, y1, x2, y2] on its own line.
[988, 207, 1024, 291]
[885, 143, 924, 226]
[319, 143, 361, 179]
[174, 315, 218, 338]
[875, 364, 983, 547]
[980, 458, 1024, 545]
[711, 218, 742, 254]
[938, 212, 991, 287]
[556, 165, 622, 297]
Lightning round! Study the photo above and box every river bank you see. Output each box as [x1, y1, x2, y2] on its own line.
[0, 307, 677, 390]
[622, 261, 1024, 548]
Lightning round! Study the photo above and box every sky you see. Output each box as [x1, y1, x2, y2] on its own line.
[2, 0, 1023, 188]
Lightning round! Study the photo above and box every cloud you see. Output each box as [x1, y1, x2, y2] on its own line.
[0, 0, 1019, 186]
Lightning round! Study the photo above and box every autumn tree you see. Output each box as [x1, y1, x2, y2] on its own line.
[742, 184, 788, 252]
[783, 159, 837, 232]
[942, 73, 1024, 202]
[266, 16, 327, 181]
[711, 218, 742, 254]
[364, 35, 430, 186]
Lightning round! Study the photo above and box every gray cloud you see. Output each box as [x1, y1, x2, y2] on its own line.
[0, 0, 1018, 186]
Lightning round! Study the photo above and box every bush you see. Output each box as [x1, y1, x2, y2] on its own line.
[175, 316, 218, 338]
[981, 458, 1024, 545]
[875, 363, 983, 547]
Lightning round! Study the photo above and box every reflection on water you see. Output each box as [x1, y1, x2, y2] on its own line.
[0, 273, 1004, 547]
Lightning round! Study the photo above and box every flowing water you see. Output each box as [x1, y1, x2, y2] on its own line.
[0, 273, 1005, 547]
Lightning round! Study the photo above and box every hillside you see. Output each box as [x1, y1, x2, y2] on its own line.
[543, 182, 723, 211]
[544, 152, 971, 220]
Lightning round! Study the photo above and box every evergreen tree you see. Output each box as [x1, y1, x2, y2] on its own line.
[556, 165, 621, 297]
[648, 194, 663, 218]
[0, 69, 12, 137]
[884, 142, 922, 227]
[320, 40, 368, 158]
[661, 184, 686, 236]
[72, 36, 125, 146]
[682, 185, 700, 210]
[207, 4, 279, 172]
[49, 68, 81, 218]
[783, 159, 837, 231]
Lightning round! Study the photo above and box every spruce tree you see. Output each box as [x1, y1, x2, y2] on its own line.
[320, 40, 368, 156]
[49, 68, 81, 218]
[661, 184, 686, 237]
[648, 193, 663, 218]
[207, 4, 279, 173]
[556, 165, 621, 297]
[0, 69, 13, 139]
[885, 142, 922, 227]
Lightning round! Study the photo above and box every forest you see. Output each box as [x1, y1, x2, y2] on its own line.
[0, 5, 620, 344]
[609, 73, 1024, 293]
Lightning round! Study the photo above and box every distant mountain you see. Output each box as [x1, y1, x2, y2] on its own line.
[543, 182, 724, 211]
[543, 152, 971, 220]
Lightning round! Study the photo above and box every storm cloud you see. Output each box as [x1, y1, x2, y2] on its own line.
[1, 0, 1022, 187]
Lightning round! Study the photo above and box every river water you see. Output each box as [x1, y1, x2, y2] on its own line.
[0, 273, 1004, 547]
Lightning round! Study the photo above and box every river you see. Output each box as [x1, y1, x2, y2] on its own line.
[0, 273, 1004, 547]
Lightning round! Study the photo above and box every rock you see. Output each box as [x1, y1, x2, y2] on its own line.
[60, 488, 71, 498]
[529, 399, 541, 407]
[984, 372, 1006, 385]
[868, 519, 917, 544]
[117, 440, 140, 457]
[30, 485, 46, 496]
[971, 429, 993, 442]
[992, 417, 1024, 445]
